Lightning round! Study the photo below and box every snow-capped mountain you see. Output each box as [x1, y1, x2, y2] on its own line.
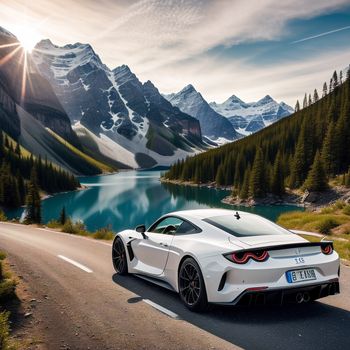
[210, 95, 293, 135]
[164, 85, 240, 142]
[32, 41, 205, 168]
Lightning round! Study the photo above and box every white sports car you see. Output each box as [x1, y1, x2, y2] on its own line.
[112, 209, 340, 311]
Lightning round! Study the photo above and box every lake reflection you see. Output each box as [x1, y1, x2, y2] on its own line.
[6, 171, 303, 232]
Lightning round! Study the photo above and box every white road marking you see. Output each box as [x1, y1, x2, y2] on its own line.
[57, 255, 93, 273]
[143, 299, 179, 319]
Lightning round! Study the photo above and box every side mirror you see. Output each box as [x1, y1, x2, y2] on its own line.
[135, 224, 147, 239]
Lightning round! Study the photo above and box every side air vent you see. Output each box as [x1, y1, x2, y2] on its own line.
[218, 272, 227, 291]
[127, 241, 135, 261]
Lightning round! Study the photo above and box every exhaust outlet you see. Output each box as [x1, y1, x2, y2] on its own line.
[296, 292, 304, 304]
[303, 292, 310, 303]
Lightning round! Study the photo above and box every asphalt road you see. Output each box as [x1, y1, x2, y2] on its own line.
[1, 222, 349, 350]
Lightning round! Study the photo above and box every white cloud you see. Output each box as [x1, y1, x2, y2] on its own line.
[0, 0, 349, 105]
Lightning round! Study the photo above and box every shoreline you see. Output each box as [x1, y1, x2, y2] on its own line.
[161, 177, 350, 211]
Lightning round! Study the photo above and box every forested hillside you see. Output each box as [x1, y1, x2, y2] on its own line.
[0, 129, 79, 208]
[164, 68, 350, 199]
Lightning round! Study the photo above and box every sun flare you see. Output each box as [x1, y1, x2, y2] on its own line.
[15, 26, 40, 53]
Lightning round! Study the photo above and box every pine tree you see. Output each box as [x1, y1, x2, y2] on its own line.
[59, 206, 67, 225]
[25, 167, 41, 224]
[249, 148, 265, 198]
[16, 170, 25, 204]
[329, 78, 333, 93]
[332, 70, 338, 88]
[295, 100, 300, 112]
[239, 168, 251, 199]
[340, 70, 343, 85]
[308, 94, 312, 106]
[313, 89, 319, 103]
[345, 167, 350, 188]
[215, 164, 225, 186]
[302, 93, 307, 108]
[322, 82, 328, 97]
[303, 151, 328, 192]
[321, 121, 336, 177]
[289, 121, 308, 188]
[15, 142, 20, 156]
[270, 152, 285, 195]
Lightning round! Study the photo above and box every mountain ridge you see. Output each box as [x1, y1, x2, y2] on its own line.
[209, 94, 293, 135]
[164, 84, 240, 142]
[32, 39, 206, 168]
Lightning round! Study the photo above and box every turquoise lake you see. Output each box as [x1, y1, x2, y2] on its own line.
[6, 171, 303, 232]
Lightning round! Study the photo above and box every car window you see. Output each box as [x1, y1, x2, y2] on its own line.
[149, 217, 183, 234]
[203, 214, 293, 237]
[176, 221, 199, 235]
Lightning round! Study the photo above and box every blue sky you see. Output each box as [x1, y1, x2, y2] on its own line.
[219, 11, 350, 68]
[1, 0, 350, 106]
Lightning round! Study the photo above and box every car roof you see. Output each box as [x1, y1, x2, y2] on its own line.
[166, 208, 257, 221]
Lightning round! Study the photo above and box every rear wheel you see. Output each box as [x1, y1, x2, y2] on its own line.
[178, 257, 208, 311]
[112, 236, 128, 275]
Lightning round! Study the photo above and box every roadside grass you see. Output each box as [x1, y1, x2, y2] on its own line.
[278, 201, 350, 262]
[277, 202, 350, 234]
[46, 128, 114, 173]
[0, 253, 17, 304]
[0, 252, 17, 350]
[0, 209, 7, 222]
[47, 218, 115, 240]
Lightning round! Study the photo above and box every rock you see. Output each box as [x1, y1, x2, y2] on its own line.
[24, 312, 32, 318]
[300, 190, 310, 203]
[305, 192, 320, 203]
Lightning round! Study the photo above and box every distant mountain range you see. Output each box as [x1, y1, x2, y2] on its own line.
[0, 25, 293, 174]
[210, 95, 293, 135]
[164, 87, 292, 137]
[164, 85, 240, 142]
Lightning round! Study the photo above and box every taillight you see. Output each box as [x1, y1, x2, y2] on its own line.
[224, 250, 269, 264]
[321, 243, 333, 255]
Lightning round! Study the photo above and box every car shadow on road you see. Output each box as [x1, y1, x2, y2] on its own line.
[112, 273, 350, 349]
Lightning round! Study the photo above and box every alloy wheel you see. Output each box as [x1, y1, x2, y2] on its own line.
[179, 262, 201, 306]
[112, 237, 127, 274]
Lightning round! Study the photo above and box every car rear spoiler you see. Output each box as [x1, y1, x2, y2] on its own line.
[232, 241, 333, 254]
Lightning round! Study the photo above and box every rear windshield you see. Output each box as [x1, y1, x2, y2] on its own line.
[203, 214, 292, 237]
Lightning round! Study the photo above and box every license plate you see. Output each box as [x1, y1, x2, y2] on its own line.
[286, 268, 316, 283]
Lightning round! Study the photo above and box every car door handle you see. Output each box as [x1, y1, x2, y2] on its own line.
[159, 242, 168, 247]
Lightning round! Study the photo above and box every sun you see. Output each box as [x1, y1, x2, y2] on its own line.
[15, 26, 41, 53]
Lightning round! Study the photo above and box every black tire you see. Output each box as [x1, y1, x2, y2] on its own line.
[178, 257, 208, 311]
[112, 236, 128, 275]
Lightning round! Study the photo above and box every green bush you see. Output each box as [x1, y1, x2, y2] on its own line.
[92, 227, 114, 240]
[0, 279, 17, 302]
[61, 219, 88, 236]
[317, 218, 339, 235]
[47, 219, 61, 228]
[0, 252, 6, 261]
[342, 205, 350, 216]
[0, 311, 10, 350]
[0, 210, 7, 222]
[334, 200, 346, 210]
[74, 221, 88, 235]
[61, 218, 76, 234]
